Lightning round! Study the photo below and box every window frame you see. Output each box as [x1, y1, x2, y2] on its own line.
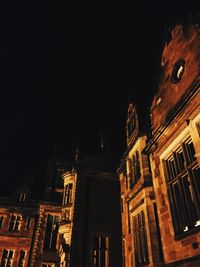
[8, 214, 22, 231]
[43, 214, 60, 251]
[133, 210, 149, 266]
[1, 249, 15, 267]
[129, 150, 141, 189]
[18, 250, 26, 267]
[63, 183, 73, 205]
[92, 234, 109, 267]
[162, 136, 200, 237]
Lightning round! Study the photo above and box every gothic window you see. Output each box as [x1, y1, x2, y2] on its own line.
[0, 216, 4, 229]
[0, 249, 14, 267]
[9, 215, 21, 231]
[129, 150, 141, 189]
[63, 183, 73, 205]
[18, 250, 26, 267]
[133, 210, 149, 266]
[127, 111, 136, 138]
[164, 137, 200, 236]
[92, 235, 109, 267]
[43, 215, 60, 251]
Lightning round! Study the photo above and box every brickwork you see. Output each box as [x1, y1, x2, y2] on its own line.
[118, 105, 163, 267]
[151, 23, 200, 133]
[0, 203, 37, 267]
[148, 20, 200, 266]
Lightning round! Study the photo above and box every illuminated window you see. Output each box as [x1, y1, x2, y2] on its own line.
[133, 210, 149, 266]
[9, 215, 21, 231]
[92, 235, 109, 267]
[1, 249, 14, 267]
[129, 150, 140, 189]
[0, 216, 4, 228]
[171, 59, 185, 83]
[63, 183, 73, 205]
[164, 138, 200, 236]
[18, 250, 26, 267]
[43, 215, 60, 250]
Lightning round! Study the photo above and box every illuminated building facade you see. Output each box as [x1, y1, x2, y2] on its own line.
[146, 20, 200, 266]
[0, 152, 122, 267]
[118, 104, 163, 267]
[119, 18, 200, 267]
[0, 17, 199, 267]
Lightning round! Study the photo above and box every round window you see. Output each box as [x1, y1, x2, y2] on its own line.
[171, 59, 185, 83]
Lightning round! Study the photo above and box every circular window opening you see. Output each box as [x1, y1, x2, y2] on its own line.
[171, 59, 185, 83]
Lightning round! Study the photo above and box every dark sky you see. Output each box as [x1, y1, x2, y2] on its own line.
[1, 1, 199, 195]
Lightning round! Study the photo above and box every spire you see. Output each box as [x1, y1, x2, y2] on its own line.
[73, 137, 79, 171]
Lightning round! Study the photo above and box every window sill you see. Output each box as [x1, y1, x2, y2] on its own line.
[174, 225, 200, 240]
[62, 203, 73, 207]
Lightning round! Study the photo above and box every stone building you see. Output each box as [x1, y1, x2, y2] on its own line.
[0, 151, 122, 267]
[117, 104, 162, 267]
[0, 181, 62, 267]
[145, 20, 200, 266]
[0, 184, 37, 267]
[119, 18, 200, 267]
[58, 152, 122, 267]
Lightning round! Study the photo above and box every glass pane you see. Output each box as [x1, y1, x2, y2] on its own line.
[20, 250, 25, 259]
[9, 250, 14, 258]
[9, 221, 14, 231]
[173, 183, 186, 233]
[176, 149, 185, 173]
[165, 161, 172, 181]
[2, 249, 8, 259]
[169, 157, 177, 178]
[185, 140, 196, 164]
[182, 175, 199, 226]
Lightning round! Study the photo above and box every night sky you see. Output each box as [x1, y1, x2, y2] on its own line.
[1, 1, 199, 196]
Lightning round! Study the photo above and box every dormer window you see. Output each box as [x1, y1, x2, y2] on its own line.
[129, 150, 141, 189]
[19, 192, 26, 202]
